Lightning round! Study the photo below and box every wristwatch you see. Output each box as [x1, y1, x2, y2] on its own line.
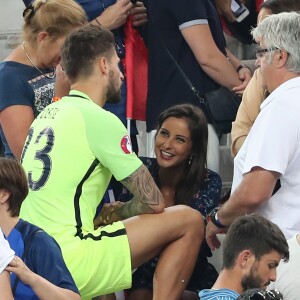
[236, 63, 252, 74]
[206, 207, 227, 229]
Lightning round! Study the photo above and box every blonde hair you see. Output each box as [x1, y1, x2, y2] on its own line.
[23, 0, 87, 44]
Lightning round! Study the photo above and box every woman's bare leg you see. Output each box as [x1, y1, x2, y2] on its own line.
[123, 205, 204, 300]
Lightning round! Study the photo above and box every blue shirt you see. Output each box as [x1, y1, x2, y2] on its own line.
[6, 219, 79, 300]
[199, 288, 240, 300]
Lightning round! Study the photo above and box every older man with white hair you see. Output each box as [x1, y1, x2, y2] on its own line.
[206, 11, 300, 249]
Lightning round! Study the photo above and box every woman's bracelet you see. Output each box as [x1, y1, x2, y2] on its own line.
[95, 17, 102, 27]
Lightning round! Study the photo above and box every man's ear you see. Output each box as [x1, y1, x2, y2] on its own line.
[238, 249, 255, 269]
[276, 49, 289, 69]
[0, 189, 11, 204]
[98, 57, 109, 76]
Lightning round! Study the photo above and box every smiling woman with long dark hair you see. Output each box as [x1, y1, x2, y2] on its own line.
[117, 104, 222, 300]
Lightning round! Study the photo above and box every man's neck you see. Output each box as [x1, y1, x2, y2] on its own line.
[212, 269, 244, 294]
[71, 79, 106, 107]
[268, 72, 300, 94]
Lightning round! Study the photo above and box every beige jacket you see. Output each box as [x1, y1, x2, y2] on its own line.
[231, 69, 268, 157]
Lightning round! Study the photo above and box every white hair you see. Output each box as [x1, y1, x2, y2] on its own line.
[252, 12, 300, 73]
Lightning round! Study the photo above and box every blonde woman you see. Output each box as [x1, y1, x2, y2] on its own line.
[0, 0, 87, 159]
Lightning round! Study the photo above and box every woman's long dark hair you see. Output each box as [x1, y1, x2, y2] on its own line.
[155, 104, 208, 205]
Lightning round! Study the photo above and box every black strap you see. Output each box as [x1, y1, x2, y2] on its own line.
[67, 94, 90, 101]
[163, 44, 201, 99]
[12, 228, 43, 296]
[161, 41, 221, 136]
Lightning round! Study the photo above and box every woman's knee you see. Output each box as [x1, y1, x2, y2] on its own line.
[167, 205, 204, 235]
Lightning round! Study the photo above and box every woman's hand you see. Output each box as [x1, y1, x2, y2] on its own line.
[97, 0, 133, 30]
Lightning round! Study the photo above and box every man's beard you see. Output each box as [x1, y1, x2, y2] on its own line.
[105, 70, 121, 104]
[241, 264, 269, 291]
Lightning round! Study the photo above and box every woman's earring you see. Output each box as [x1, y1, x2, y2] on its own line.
[188, 155, 193, 166]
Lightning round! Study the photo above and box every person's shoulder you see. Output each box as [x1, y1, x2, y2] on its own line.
[199, 288, 239, 299]
[16, 219, 41, 235]
[192, 169, 222, 203]
[205, 169, 222, 184]
[0, 62, 35, 109]
[78, 99, 123, 124]
[139, 157, 159, 176]
[0, 61, 32, 78]
[58, 94, 123, 128]
[85, 106, 127, 139]
[206, 168, 220, 177]
[139, 157, 156, 167]
[0, 62, 27, 93]
[17, 219, 57, 249]
[21, 221, 66, 271]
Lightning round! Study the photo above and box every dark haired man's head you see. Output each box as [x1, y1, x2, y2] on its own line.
[61, 24, 115, 82]
[61, 24, 123, 104]
[223, 214, 289, 290]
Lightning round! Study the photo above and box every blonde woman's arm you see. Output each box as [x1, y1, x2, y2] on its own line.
[231, 69, 267, 157]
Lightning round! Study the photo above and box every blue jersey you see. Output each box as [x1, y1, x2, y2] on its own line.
[6, 219, 79, 300]
[199, 288, 240, 300]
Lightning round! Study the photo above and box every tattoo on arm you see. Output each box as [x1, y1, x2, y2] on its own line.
[117, 164, 165, 219]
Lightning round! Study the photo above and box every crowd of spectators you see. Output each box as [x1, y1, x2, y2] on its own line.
[0, 1, 300, 299]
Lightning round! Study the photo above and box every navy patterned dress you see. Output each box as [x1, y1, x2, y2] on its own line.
[117, 157, 222, 293]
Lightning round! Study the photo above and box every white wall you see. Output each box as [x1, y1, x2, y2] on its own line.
[0, 1, 24, 60]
